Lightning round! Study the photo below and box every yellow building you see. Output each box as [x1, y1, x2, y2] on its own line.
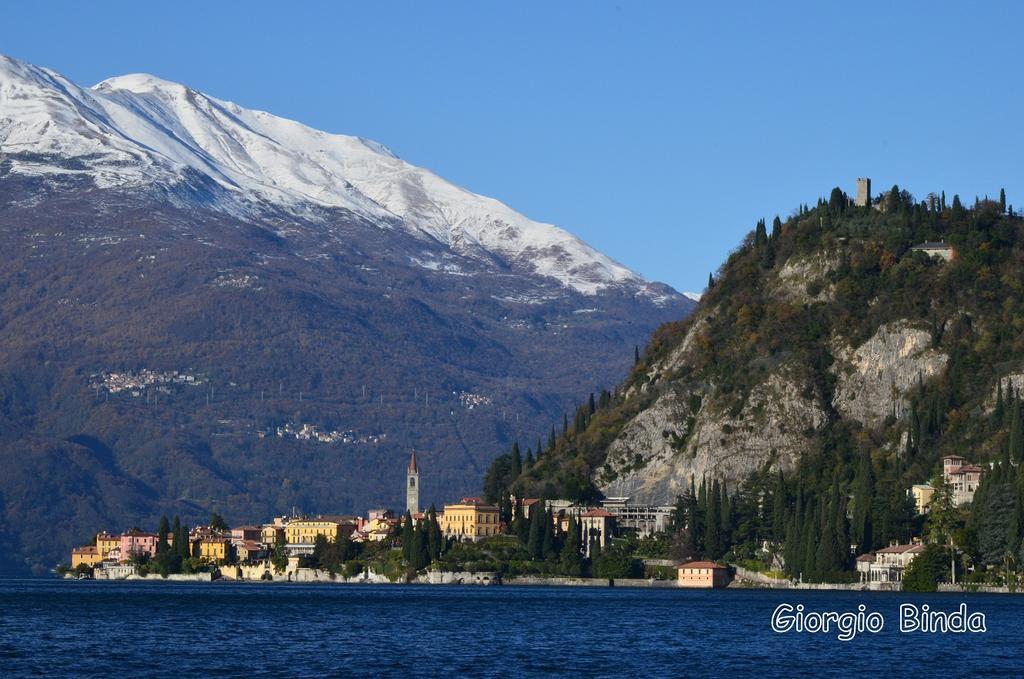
[96, 532, 120, 559]
[261, 524, 285, 546]
[285, 518, 343, 544]
[441, 498, 500, 541]
[198, 538, 232, 563]
[910, 484, 934, 514]
[71, 545, 102, 568]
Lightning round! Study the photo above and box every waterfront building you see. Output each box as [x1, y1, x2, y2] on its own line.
[71, 545, 102, 568]
[198, 538, 232, 563]
[231, 525, 262, 542]
[234, 540, 268, 563]
[677, 561, 730, 588]
[942, 455, 984, 506]
[855, 542, 926, 584]
[119, 530, 159, 562]
[407, 451, 420, 515]
[441, 498, 500, 541]
[284, 518, 344, 545]
[600, 497, 674, 536]
[261, 522, 286, 547]
[96, 532, 120, 559]
[580, 508, 615, 557]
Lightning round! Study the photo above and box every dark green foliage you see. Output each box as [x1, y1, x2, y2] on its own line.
[902, 544, 949, 592]
[209, 513, 228, 532]
[592, 542, 642, 579]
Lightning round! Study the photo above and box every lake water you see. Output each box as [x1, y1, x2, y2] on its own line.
[0, 580, 1020, 677]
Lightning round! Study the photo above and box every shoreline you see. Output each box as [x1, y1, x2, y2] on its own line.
[63, 567, 1024, 594]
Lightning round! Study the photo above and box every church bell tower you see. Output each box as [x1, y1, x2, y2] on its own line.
[406, 451, 420, 515]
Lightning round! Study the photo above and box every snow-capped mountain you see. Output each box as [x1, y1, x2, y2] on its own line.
[0, 54, 671, 298]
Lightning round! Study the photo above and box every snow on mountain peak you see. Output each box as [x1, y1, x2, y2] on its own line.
[0, 54, 677, 299]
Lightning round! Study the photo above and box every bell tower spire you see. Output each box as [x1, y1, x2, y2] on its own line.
[406, 451, 420, 515]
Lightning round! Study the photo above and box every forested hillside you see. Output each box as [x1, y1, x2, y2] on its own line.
[486, 185, 1024, 583]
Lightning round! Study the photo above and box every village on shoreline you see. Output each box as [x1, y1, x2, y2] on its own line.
[61, 451, 1014, 593]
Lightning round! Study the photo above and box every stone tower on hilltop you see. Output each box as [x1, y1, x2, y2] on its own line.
[406, 451, 420, 515]
[855, 177, 872, 207]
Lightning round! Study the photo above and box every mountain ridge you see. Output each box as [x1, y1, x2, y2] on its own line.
[0, 53, 676, 300]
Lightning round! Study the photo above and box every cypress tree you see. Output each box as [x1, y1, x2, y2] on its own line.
[852, 453, 874, 552]
[413, 524, 430, 569]
[401, 511, 414, 563]
[560, 517, 582, 576]
[176, 522, 191, 561]
[541, 507, 555, 558]
[527, 501, 544, 560]
[703, 480, 722, 558]
[524, 450, 534, 470]
[1000, 188, 1007, 213]
[801, 504, 818, 581]
[707, 272, 714, 290]
[427, 504, 442, 558]
[634, 345, 640, 365]
[771, 215, 782, 240]
[157, 515, 170, 555]
[719, 482, 732, 552]
[995, 379, 1005, 427]
[754, 218, 768, 247]
[783, 516, 798, 577]
[510, 442, 522, 478]
[771, 472, 787, 541]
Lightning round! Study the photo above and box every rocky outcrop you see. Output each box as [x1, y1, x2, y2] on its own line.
[831, 321, 948, 427]
[598, 368, 827, 504]
[771, 252, 839, 303]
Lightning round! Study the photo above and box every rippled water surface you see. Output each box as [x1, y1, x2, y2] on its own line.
[0, 580, 1021, 677]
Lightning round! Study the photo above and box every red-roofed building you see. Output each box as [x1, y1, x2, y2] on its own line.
[856, 542, 926, 584]
[677, 561, 730, 588]
[943, 454, 984, 506]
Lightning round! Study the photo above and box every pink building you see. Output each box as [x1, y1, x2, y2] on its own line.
[942, 455, 984, 506]
[119, 530, 159, 562]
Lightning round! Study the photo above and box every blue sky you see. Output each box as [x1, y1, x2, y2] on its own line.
[2, 1, 1022, 293]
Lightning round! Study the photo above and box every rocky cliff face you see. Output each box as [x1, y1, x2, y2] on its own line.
[831, 321, 948, 427]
